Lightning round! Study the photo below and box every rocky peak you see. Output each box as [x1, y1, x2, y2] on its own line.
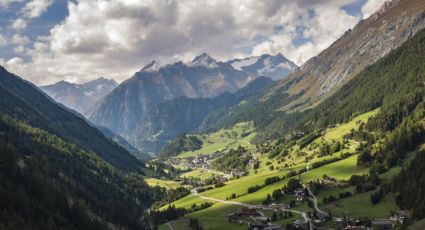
[190, 53, 218, 68]
[141, 60, 161, 72]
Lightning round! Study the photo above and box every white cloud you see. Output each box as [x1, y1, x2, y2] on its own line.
[0, 34, 7, 47]
[362, 0, 386, 19]
[0, 0, 21, 8]
[11, 34, 30, 53]
[11, 18, 28, 30]
[11, 0, 53, 31]
[11, 34, 30, 45]
[2, 0, 386, 85]
[21, 0, 52, 18]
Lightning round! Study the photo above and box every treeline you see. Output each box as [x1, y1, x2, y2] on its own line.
[392, 150, 425, 220]
[158, 134, 203, 158]
[212, 146, 252, 174]
[0, 116, 163, 229]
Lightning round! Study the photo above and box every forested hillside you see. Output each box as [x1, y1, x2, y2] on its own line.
[0, 67, 165, 229]
[0, 67, 142, 171]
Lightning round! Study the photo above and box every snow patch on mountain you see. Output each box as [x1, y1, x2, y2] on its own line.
[189, 53, 218, 68]
[231, 57, 260, 71]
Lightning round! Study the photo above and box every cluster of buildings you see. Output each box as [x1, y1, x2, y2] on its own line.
[167, 152, 223, 170]
[341, 210, 407, 230]
[227, 208, 283, 230]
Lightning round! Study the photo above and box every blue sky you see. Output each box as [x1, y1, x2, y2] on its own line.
[0, 0, 385, 85]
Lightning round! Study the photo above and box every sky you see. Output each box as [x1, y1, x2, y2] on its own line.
[0, 0, 386, 85]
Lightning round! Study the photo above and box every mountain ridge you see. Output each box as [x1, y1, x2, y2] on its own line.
[88, 53, 296, 149]
[41, 77, 118, 116]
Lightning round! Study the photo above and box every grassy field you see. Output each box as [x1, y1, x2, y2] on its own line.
[159, 109, 402, 229]
[145, 178, 183, 189]
[180, 169, 230, 181]
[178, 122, 256, 158]
[322, 191, 398, 218]
[324, 109, 380, 141]
[409, 218, 425, 230]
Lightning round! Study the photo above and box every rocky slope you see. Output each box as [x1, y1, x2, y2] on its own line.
[131, 77, 274, 154]
[41, 77, 118, 116]
[88, 53, 296, 146]
[197, 0, 425, 143]
[268, 0, 425, 112]
[228, 53, 298, 81]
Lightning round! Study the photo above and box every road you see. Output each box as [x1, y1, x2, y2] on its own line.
[190, 189, 313, 230]
[307, 187, 329, 217]
[166, 222, 174, 230]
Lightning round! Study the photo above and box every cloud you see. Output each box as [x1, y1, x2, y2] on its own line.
[11, 18, 28, 30]
[0, 33, 7, 47]
[11, 0, 53, 31]
[11, 34, 30, 45]
[2, 0, 385, 85]
[362, 0, 386, 18]
[0, 0, 21, 8]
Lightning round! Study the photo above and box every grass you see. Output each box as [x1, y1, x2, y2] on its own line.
[158, 224, 171, 230]
[316, 187, 355, 205]
[300, 155, 369, 182]
[162, 109, 402, 225]
[178, 122, 256, 158]
[409, 218, 425, 230]
[144, 178, 183, 189]
[321, 191, 398, 218]
[180, 169, 223, 181]
[324, 109, 380, 141]
[166, 218, 247, 230]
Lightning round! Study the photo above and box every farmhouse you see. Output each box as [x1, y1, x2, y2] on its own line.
[371, 219, 393, 230]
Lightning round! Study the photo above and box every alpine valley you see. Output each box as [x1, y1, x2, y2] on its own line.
[1, 0, 425, 230]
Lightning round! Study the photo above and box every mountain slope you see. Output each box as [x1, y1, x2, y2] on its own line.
[0, 66, 164, 229]
[228, 53, 298, 81]
[201, 0, 425, 142]
[131, 77, 274, 154]
[0, 66, 142, 171]
[41, 77, 118, 116]
[88, 53, 295, 146]
[271, 0, 425, 112]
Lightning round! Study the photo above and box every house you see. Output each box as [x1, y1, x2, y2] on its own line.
[227, 208, 262, 218]
[389, 210, 407, 223]
[239, 207, 262, 217]
[249, 222, 267, 230]
[294, 188, 305, 197]
[371, 219, 393, 230]
[293, 219, 309, 230]
[265, 224, 282, 230]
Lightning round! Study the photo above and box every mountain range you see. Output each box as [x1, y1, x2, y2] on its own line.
[87, 53, 296, 155]
[0, 65, 160, 229]
[200, 0, 425, 143]
[41, 77, 118, 116]
[132, 77, 275, 155]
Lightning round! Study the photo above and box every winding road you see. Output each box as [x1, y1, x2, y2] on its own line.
[190, 189, 313, 230]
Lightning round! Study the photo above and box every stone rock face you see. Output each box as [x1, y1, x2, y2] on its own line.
[269, 0, 425, 112]
[88, 53, 296, 151]
[41, 77, 118, 116]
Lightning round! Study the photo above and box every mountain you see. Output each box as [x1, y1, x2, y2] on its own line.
[0, 66, 162, 229]
[201, 0, 425, 142]
[270, 0, 425, 112]
[96, 125, 153, 161]
[88, 53, 295, 148]
[0, 66, 142, 171]
[228, 53, 298, 81]
[131, 77, 275, 154]
[41, 77, 118, 116]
